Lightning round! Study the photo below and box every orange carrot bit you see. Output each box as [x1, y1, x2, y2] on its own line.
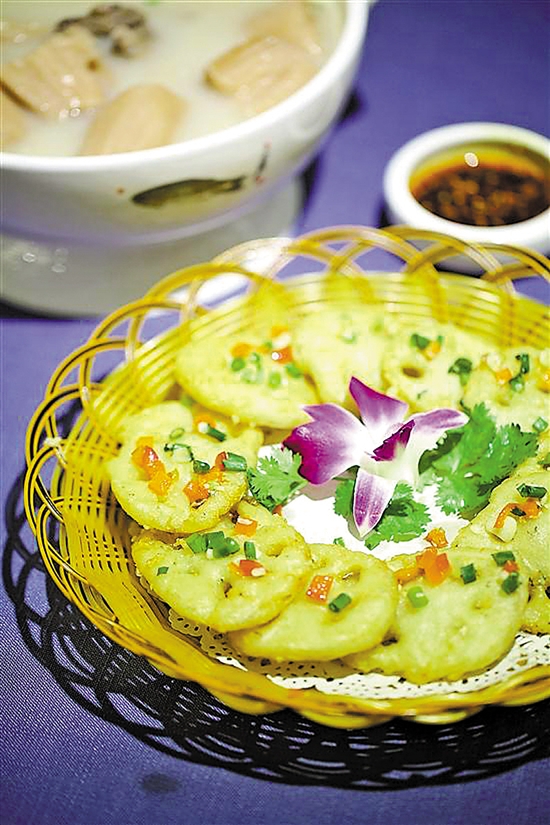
[271, 345, 293, 364]
[230, 341, 253, 359]
[202, 466, 223, 484]
[235, 516, 258, 537]
[183, 478, 209, 504]
[306, 574, 334, 603]
[503, 559, 520, 573]
[425, 527, 448, 549]
[148, 467, 178, 497]
[394, 564, 421, 584]
[538, 370, 550, 392]
[132, 443, 161, 476]
[494, 502, 522, 529]
[521, 497, 542, 518]
[494, 367, 513, 385]
[230, 559, 267, 577]
[423, 340, 442, 360]
[423, 552, 450, 586]
[416, 546, 438, 569]
[272, 504, 283, 515]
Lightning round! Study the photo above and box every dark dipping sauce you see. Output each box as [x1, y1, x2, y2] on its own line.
[410, 141, 550, 227]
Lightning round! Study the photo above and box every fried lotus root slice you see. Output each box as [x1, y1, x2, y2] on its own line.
[175, 329, 318, 430]
[131, 501, 312, 632]
[452, 447, 549, 633]
[291, 308, 394, 405]
[0, 25, 106, 117]
[345, 548, 528, 684]
[228, 543, 398, 662]
[80, 83, 185, 155]
[107, 401, 262, 532]
[462, 346, 550, 430]
[381, 322, 488, 413]
[205, 35, 317, 114]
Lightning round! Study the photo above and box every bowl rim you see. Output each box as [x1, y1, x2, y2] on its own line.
[383, 122, 550, 247]
[1, 0, 369, 172]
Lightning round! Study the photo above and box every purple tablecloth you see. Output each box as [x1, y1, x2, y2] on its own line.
[2, 2, 549, 824]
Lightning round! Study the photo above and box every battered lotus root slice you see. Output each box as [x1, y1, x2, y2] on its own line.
[108, 401, 262, 532]
[381, 321, 488, 413]
[461, 346, 550, 430]
[290, 307, 394, 406]
[451, 435, 550, 634]
[345, 548, 528, 684]
[174, 315, 318, 429]
[228, 542, 398, 662]
[131, 501, 312, 633]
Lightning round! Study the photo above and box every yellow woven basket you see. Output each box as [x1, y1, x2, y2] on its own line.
[24, 226, 550, 729]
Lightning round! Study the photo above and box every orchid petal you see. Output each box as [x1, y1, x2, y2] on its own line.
[372, 420, 415, 462]
[283, 403, 369, 485]
[349, 377, 408, 445]
[353, 467, 397, 536]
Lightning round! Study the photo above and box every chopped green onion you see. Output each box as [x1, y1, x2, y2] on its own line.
[436, 335, 444, 346]
[508, 375, 525, 392]
[222, 452, 248, 472]
[538, 452, 550, 469]
[169, 427, 186, 439]
[193, 459, 210, 474]
[533, 417, 548, 433]
[502, 572, 521, 594]
[333, 537, 345, 547]
[515, 353, 530, 374]
[285, 363, 302, 378]
[231, 356, 246, 372]
[407, 585, 429, 608]
[156, 566, 169, 575]
[517, 483, 546, 499]
[328, 592, 352, 613]
[249, 351, 261, 365]
[410, 333, 430, 350]
[511, 506, 526, 517]
[164, 442, 194, 460]
[262, 340, 273, 352]
[268, 371, 282, 388]
[205, 531, 226, 551]
[212, 537, 240, 558]
[186, 534, 207, 554]
[492, 550, 516, 566]
[206, 424, 226, 442]
[448, 357, 473, 386]
[460, 563, 477, 584]
[244, 540, 257, 559]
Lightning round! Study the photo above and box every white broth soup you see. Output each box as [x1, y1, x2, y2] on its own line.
[0, 0, 343, 156]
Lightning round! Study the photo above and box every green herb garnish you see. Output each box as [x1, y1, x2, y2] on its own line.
[363, 483, 431, 550]
[247, 447, 307, 511]
[419, 403, 538, 518]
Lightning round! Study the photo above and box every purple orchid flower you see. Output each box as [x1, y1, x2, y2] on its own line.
[284, 377, 467, 536]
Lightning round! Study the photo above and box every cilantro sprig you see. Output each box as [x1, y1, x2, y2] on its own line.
[247, 447, 306, 511]
[333, 478, 430, 550]
[419, 403, 538, 518]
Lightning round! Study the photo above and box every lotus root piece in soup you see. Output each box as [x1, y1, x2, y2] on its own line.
[1, 0, 344, 156]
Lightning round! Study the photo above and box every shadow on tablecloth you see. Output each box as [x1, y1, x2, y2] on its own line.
[4, 464, 550, 791]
